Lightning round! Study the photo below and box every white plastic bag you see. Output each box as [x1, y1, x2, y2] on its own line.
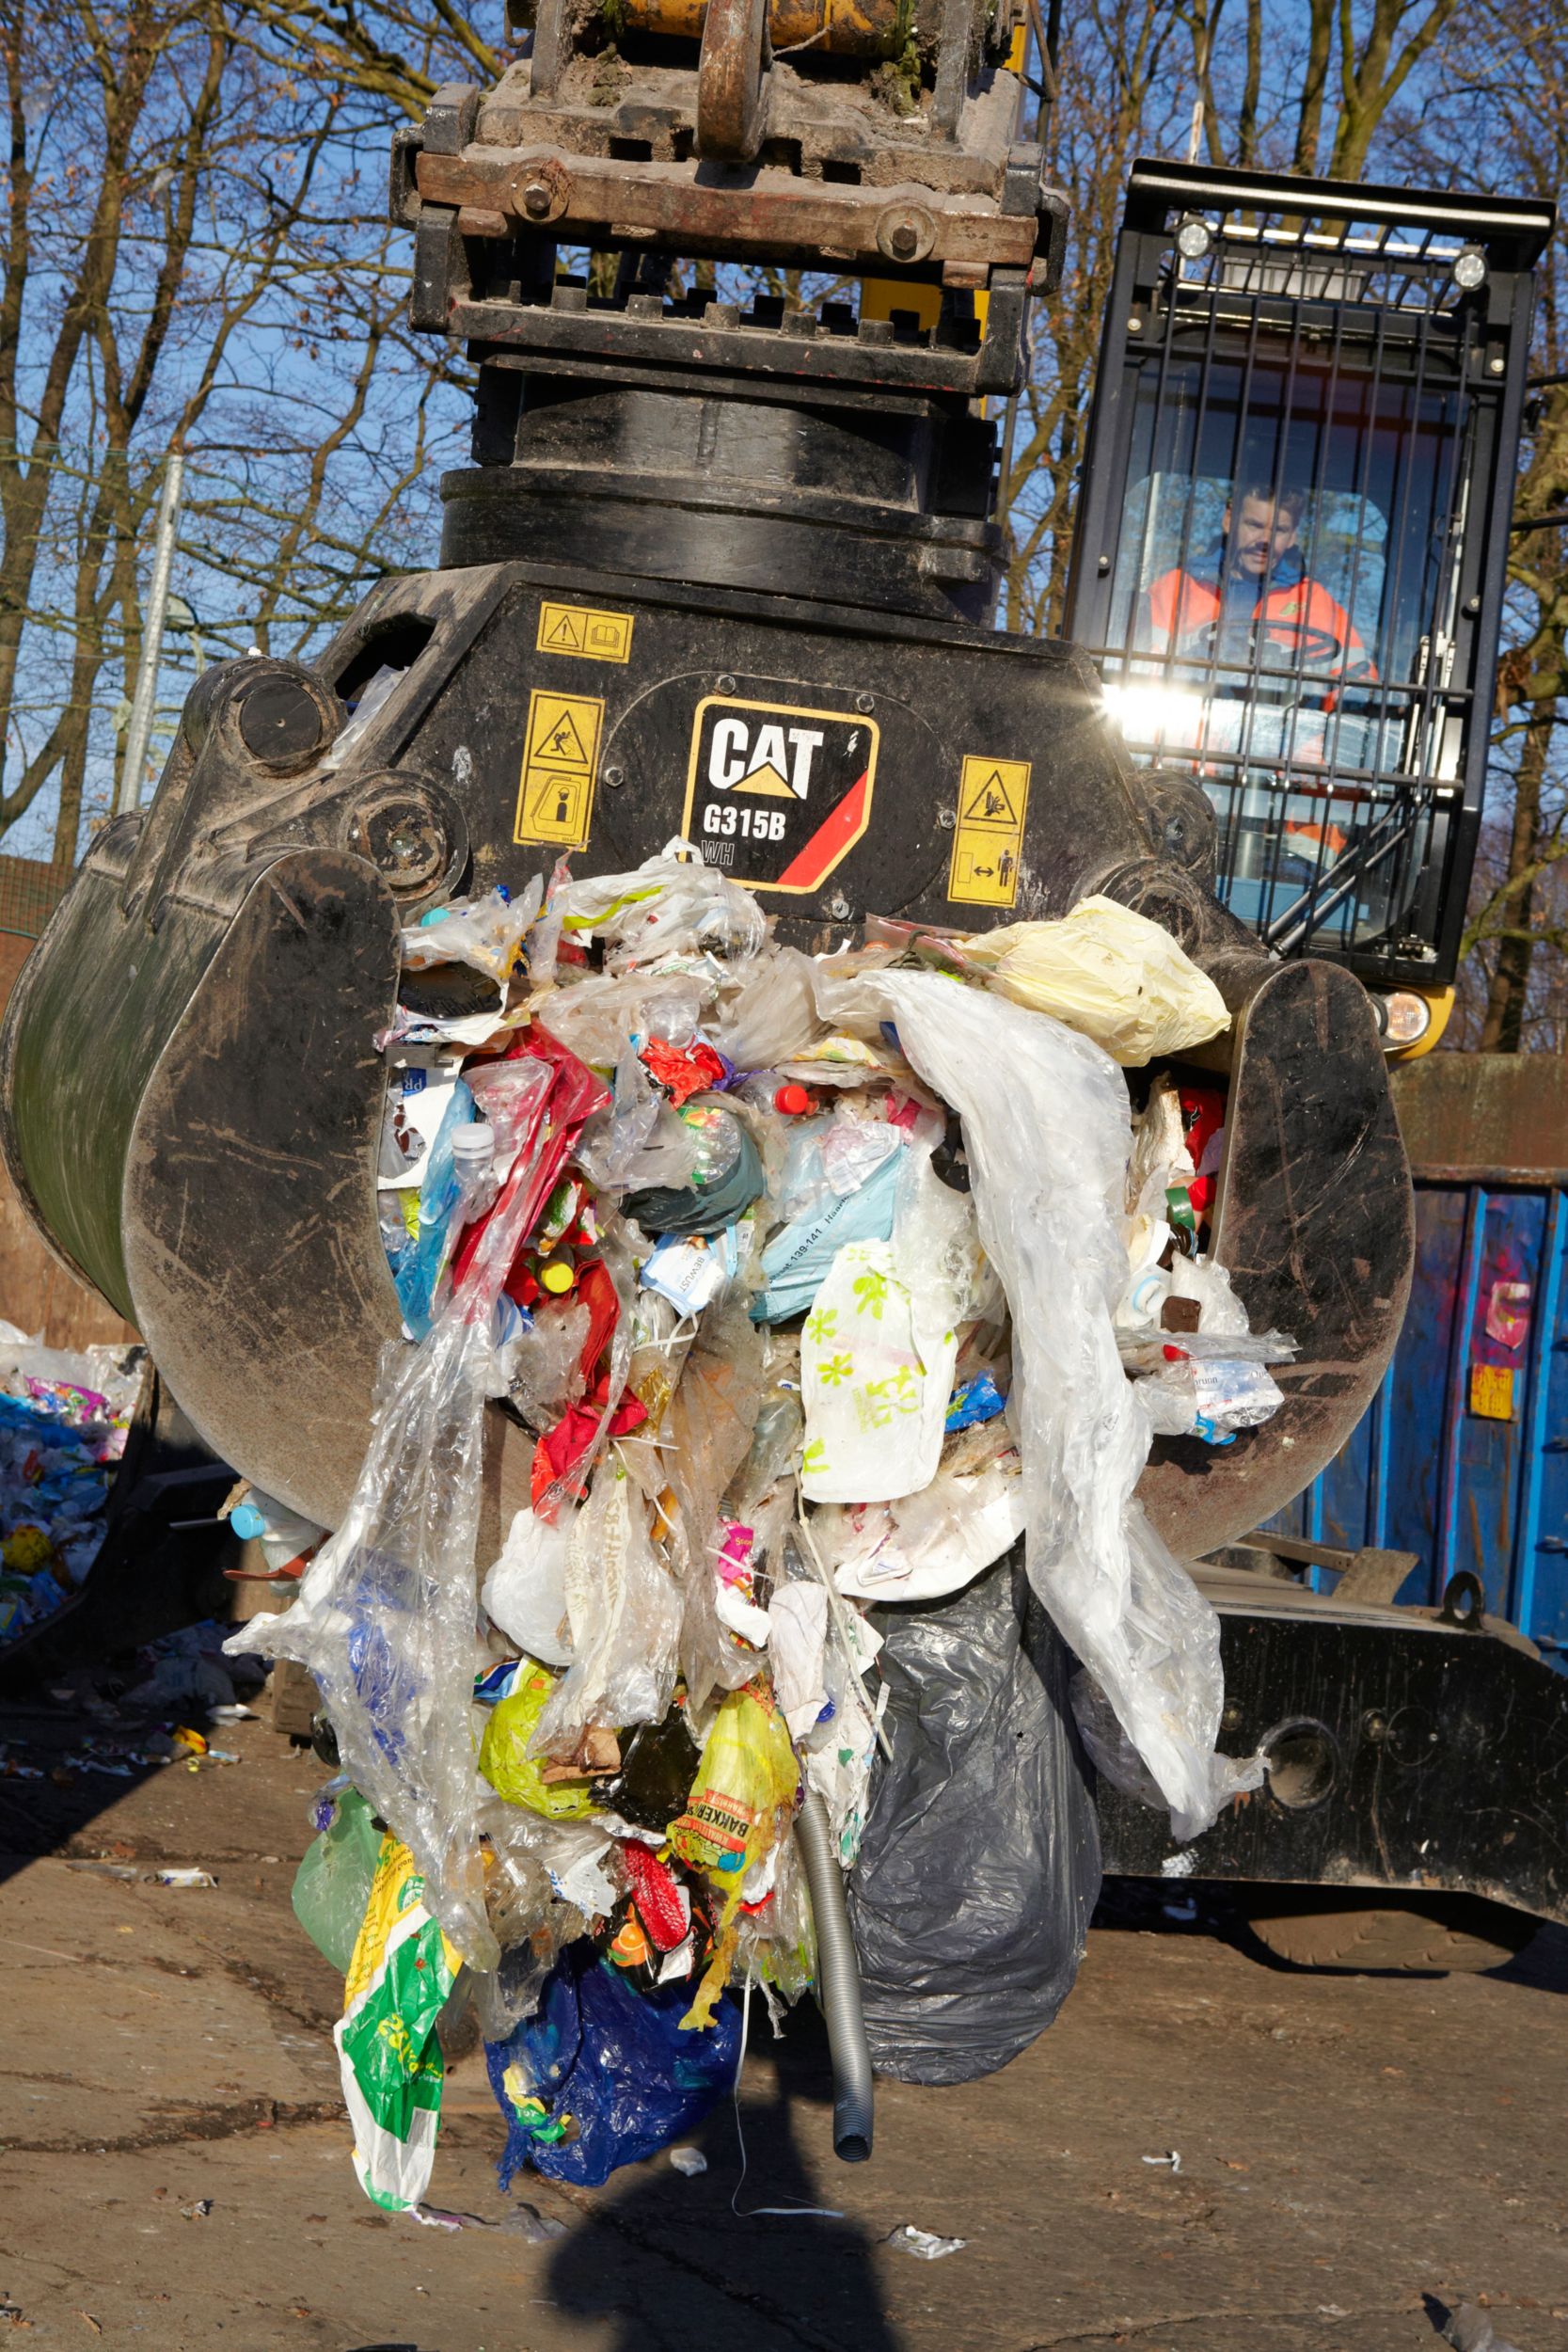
[832, 968, 1259, 1839]
[799, 1238, 956, 1504]
[482, 1507, 576, 1665]
[531, 1455, 683, 1754]
[817, 1443, 1024, 1603]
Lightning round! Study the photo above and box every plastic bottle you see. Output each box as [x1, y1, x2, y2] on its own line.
[451, 1120, 499, 1223]
[685, 1104, 744, 1191]
[229, 1486, 325, 1574]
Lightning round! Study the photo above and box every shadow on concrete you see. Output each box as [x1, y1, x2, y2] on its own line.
[545, 2000, 897, 2352]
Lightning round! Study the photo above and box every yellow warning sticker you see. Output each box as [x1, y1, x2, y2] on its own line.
[515, 689, 604, 847]
[536, 602, 634, 664]
[948, 755, 1031, 908]
[1469, 1362, 1516, 1422]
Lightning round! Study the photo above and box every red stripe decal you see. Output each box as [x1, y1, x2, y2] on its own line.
[776, 770, 870, 889]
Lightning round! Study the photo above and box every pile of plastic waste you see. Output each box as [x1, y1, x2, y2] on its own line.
[239, 846, 1288, 2213]
[0, 1327, 140, 1645]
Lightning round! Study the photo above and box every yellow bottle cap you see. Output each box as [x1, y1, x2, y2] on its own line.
[539, 1259, 576, 1295]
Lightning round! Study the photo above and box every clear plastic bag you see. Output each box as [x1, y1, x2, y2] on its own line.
[710, 944, 823, 1068]
[661, 1294, 765, 1708]
[832, 968, 1261, 1840]
[530, 1455, 683, 1755]
[494, 1299, 589, 1432]
[574, 1033, 705, 1195]
[402, 880, 541, 985]
[553, 843, 766, 973]
[541, 969, 706, 1073]
[230, 1056, 565, 1971]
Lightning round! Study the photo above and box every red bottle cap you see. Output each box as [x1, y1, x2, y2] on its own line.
[774, 1084, 814, 1116]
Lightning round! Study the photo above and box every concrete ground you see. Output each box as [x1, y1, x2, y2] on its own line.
[0, 1701, 1563, 2352]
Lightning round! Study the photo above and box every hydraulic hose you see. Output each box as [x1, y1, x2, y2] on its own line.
[795, 1787, 874, 2163]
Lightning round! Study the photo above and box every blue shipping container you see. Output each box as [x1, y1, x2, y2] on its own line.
[1265, 1054, 1568, 1659]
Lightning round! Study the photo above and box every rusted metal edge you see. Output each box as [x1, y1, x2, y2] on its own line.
[413, 149, 1042, 266]
[1403, 1161, 1568, 1189]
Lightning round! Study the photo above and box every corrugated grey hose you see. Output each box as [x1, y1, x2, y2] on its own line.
[795, 1788, 874, 2162]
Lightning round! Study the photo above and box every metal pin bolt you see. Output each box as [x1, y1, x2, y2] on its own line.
[1489, 356, 1506, 374]
[856, 692, 875, 714]
[827, 893, 851, 921]
[511, 157, 571, 224]
[938, 808, 955, 829]
[717, 673, 736, 694]
[875, 204, 934, 266]
[1128, 315, 1144, 333]
[604, 765, 625, 788]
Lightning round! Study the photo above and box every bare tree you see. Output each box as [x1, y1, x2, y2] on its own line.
[0, 0, 470, 862]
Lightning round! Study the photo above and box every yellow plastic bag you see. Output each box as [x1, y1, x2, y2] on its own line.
[669, 1680, 800, 2026]
[669, 1681, 800, 1882]
[478, 1661, 596, 1820]
[956, 894, 1229, 1066]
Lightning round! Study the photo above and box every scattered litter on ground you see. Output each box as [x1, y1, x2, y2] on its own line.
[224, 847, 1283, 2210]
[884, 2223, 966, 2260]
[1441, 2304, 1526, 2352]
[500, 2201, 570, 2242]
[668, 2145, 707, 2176]
[153, 1868, 217, 1889]
[408, 2200, 567, 2241]
[1142, 2150, 1182, 2172]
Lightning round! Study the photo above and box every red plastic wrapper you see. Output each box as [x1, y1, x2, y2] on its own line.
[621, 1842, 691, 1953]
[531, 1384, 648, 1511]
[640, 1035, 726, 1107]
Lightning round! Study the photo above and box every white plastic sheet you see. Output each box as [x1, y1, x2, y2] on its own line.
[828, 968, 1260, 1839]
[230, 1057, 563, 1970]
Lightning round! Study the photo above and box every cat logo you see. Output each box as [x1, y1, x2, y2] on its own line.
[705, 713, 825, 800]
[683, 694, 879, 894]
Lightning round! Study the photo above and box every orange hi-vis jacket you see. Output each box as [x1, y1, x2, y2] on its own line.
[1143, 563, 1376, 691]
[1141, 555, 1377, 868]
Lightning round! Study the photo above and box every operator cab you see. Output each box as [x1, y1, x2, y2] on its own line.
[1067, 162, 1554, 1018]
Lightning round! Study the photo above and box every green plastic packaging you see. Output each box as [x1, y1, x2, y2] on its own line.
[292, 1788, 385, 1973]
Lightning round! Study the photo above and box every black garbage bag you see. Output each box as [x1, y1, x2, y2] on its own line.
[846, 1550, 1101, 2085]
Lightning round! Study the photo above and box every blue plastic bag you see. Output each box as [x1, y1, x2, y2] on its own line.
[485, 1940, 740, 2188]
[750, 1148, 903, 1322]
